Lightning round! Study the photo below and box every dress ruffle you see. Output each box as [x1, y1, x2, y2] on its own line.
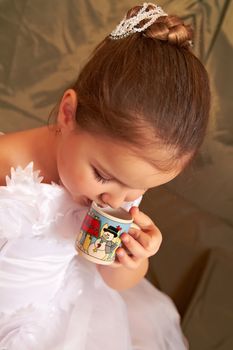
[0, 163, 188, 349]
[0, 162, 88, 240]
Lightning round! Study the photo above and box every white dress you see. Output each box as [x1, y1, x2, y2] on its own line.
[0, 163, 188, 350]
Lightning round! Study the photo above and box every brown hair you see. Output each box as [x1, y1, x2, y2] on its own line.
[70, 4, 210, 170]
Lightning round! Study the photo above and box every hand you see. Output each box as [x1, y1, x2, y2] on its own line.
[113, 206, 162, 269]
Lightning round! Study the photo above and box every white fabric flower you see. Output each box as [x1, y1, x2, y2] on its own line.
[0, 163, 87, 240]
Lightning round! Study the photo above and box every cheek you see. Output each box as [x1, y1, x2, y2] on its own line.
[56, 149, 82, 192]
[57, 150, 101, 197]
[60, 167, 92, 197]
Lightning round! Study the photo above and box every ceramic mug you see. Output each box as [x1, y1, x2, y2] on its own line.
[75, 202, 139, 265]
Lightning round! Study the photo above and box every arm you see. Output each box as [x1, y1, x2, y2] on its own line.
[97, 207, 162, 291]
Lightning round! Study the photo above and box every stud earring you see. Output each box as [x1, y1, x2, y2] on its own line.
[55, 127, 61, 135]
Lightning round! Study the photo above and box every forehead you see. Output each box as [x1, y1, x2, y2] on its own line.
[75, 130, 184, 189]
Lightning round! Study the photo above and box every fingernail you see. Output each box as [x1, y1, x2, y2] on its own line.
[121, 234, 129, 243]
[117, 250, 125, 257]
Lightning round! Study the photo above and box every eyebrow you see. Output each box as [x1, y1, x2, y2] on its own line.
[94, 162, 135, 189]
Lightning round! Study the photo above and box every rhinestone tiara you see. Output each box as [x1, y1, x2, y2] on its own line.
[109, 3, 168, 40]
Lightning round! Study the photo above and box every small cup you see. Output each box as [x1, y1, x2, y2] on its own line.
[75, 202, 138, 265]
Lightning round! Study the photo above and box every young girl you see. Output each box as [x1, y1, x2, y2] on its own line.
[0, 3, 210, 350]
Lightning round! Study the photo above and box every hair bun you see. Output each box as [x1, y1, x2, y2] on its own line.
[145, 15, 193, 48]
[126, 5, 193, 48]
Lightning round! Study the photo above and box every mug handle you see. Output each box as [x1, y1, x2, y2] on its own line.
[130, 222, 140, 230]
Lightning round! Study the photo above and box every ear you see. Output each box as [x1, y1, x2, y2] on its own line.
[57, 89, 78, 131]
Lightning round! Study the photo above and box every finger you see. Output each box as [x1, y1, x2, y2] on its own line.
[129, 227, 162, 255]
[129, 207, 162, 253]
[121, 232, 146, 259]
[116, 247, 140, 270]
[129, 207, 155, 231]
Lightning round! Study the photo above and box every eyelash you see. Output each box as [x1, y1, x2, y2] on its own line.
[92, 167, 111, 185]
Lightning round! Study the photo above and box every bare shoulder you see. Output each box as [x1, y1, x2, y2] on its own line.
[0, 133, 16, 185]
[0, 131, 30, 185]
[0, 127, 57, 186]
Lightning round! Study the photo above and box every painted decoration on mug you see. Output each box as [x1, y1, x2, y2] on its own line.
[76, 207, 124, 263]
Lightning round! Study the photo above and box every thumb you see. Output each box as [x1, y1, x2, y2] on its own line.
[129, 206, 154, 230]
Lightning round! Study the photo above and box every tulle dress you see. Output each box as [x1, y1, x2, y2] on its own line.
[0, 163, 188, 350]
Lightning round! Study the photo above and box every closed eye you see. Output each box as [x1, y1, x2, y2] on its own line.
[92, 166, 112, 185]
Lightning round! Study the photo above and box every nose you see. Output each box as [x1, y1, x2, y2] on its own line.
[100, 192, 126, 209]
[100, 189, 145, 209]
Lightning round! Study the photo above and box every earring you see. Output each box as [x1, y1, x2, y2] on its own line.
[55, 127, 61, 135]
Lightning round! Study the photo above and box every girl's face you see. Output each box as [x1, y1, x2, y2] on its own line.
[56, 129, 184, 208]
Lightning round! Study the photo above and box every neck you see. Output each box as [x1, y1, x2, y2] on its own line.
[28, 126, 59, 184]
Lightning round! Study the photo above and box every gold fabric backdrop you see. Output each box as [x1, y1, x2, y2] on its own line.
[0, 1, 232, 349]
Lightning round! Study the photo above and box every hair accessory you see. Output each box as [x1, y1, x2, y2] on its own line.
[109, 3, 167, 40]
